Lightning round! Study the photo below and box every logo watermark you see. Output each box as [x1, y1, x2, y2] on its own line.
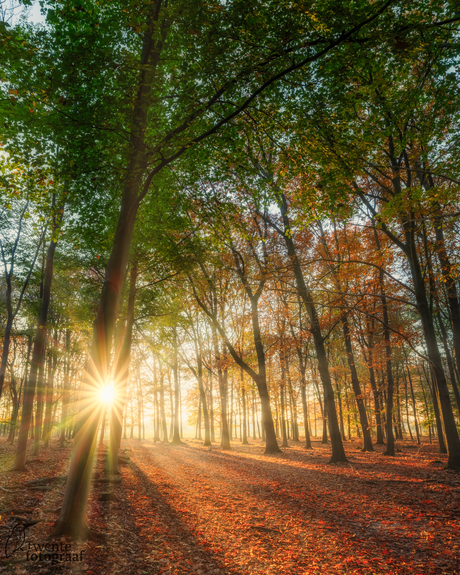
[2, 521, 85, 564]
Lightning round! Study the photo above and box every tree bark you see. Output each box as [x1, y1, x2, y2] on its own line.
[109, 262, 138, 472]
[436, 312, 460, 416]
[277, 196, 346, 462]
[341, 315, 373, 451]
[14, 219, 61, 470]
[423, 363, 447, 454]
[59, 329, 71, 447]
[43, 343, 57, 447]
[171, 327, 181, 444]
[159, 364, 169, 443]
[208, 367, 215, 443]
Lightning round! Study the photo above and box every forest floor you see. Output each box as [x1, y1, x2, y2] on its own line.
[0, 436, 459, 575]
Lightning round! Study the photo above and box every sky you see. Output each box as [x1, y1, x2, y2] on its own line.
[28, 1, 45, 24]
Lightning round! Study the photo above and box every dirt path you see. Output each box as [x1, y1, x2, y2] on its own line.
[1, 438, 459, 574]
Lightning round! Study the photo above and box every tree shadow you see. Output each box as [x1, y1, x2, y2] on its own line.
[122, 459, 242, 575]
[133, 441, 455, 572]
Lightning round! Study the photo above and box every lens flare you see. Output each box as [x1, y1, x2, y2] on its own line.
[99, 383, 114, 405]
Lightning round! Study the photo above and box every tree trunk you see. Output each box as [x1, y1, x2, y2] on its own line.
[230, 374, 233, 441]
[241, 368, 248, 445]
[341, 315, 373, 451]
[43, 343, 57, 447]
[197, 353, 210, 446]
[137, 370, 142, 441]
[208, 368, 215, 443]
[211, 327, 230, 450]
[53, 14, 170, 537]
[252, 391, 256, 440]
[14, 222, 61, 471]
[0, 313, 13, 401]
[403, 367, 414, 441]
[153, 360, 160, 442]
[280, 383, 288, 448]
[196, 395, 201, 439]
[278, 196, 346, 462]
[423, 363, 447, 454]
[433, 207, 460, 400]
[367, 349, 384, 444]
[406, 362, 420, 445]
[159, 365, 169, 443]
[403, 221, 459, 465]
[437, 313, 460, 416]
[109, 262, 138, 472]
[286, 360, 299, 442]
[335, 378, 345, 441]
[373, 230, 396, 456]
[171, 327, 181, 444]
[59, 329, 71, 447]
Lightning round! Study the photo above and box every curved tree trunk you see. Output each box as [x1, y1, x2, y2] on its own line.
[278, 196, 346, 462]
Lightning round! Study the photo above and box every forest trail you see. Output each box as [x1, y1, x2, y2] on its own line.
[87, 439, 459, 575]
[1, 438, 459, 574]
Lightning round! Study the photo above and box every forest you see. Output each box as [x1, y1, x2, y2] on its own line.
[1, 0, 460, 573]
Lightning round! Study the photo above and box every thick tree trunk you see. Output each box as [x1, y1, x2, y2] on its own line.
[375, 203, 460, 464]
[54, 182, 139, 538]
[407, 230, 460, 466]
[53, 12, 170, 537]
[433, 208, 460, 393]
[437, 313, 460, 416]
